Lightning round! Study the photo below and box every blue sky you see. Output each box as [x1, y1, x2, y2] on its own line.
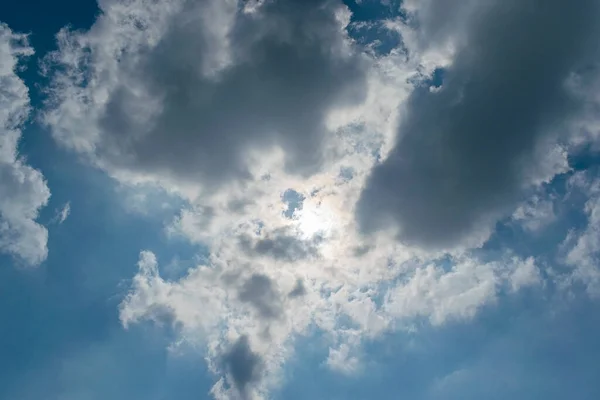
[1, 0, 600, 399]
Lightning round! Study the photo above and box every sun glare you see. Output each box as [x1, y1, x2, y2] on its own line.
[295, 202, 336, 238]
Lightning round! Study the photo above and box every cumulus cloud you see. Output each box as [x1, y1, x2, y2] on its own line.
[0, 23, 51, 266]
[384, 256, 540, 326]
[43, 0, 368, 192]
[40, 0, 600, 398]
[357, 0, 600, 250]
[121, 245, 541, 398]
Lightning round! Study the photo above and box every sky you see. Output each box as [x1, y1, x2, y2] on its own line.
[1, 0, 600, 399]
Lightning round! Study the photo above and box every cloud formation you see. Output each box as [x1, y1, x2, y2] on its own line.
[221, 335, 264, 399]
[0, 23, 50, 266]
[358, 0, 600, 249]
[43, 0, 368, 191]
[39, 0, 600, 398]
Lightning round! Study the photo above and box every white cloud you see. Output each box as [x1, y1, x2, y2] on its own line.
[51, 201, 71, 225]
[326, 343, 361, 375]
[384, 256, 540, 326]
[512, 195, 556, 232]
[563, 178, 600, 297]
[0, 23, 51, 266]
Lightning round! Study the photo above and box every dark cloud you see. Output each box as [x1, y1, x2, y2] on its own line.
[222, 335, 263, 397]
[357, 0, 600, 249]
[288, 279, 306, 298]
[239, 227, 320, 262]
[238, 274, 283, 320]
[81, 0, 368, 187]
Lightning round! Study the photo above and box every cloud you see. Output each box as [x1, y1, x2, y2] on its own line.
[563, 175, 600, 296]
[288, 279, 306, 298]
[384, 256, 540, 326]
[512, 195, 556, 233]
[326, 343, 361, 375]
[43, 0, 368, 192]
[42, 0, 599, 398]
[121, 244, 541, 397]
[221, 335, 264, 399]
[238, 227, 321, 262]
[357, 0, 600, 250]
[0, 23, 51, 266]
[51, 201, 71, 225]
[238, 274, 283, 321]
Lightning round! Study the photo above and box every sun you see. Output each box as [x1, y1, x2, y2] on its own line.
[295, 201, 336, 238]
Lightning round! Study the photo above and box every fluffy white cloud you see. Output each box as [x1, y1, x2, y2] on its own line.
[0, 23, 50, 266]
[120, 245, 539, 398]
[384, 256, 540, 326]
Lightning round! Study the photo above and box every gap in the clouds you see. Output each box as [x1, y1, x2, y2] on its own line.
[338, 166, 356, 182]
[0, 0, 100, 105]
[344, 0, 405, 55]
[344, 0, 403, 22]
[568, 143, 600, 171]
[282, 189, 305, 219]
[427, 67, 446, 89]
[480, 165, 594, 266]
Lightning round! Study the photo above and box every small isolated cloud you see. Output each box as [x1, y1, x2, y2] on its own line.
[51, 201, 70, 225]
[0, 23, 51, 266]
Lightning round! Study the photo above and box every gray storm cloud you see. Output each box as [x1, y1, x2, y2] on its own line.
[357, 0, 600, 249]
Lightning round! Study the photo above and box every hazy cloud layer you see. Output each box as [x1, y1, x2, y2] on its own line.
[0, 23, 50, 266]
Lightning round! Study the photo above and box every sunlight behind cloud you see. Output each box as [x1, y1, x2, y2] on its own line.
[294, 200, 336, 239]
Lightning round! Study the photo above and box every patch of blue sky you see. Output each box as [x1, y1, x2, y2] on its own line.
[344, 0, 405, 55]
[281, 188, 305, 219]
